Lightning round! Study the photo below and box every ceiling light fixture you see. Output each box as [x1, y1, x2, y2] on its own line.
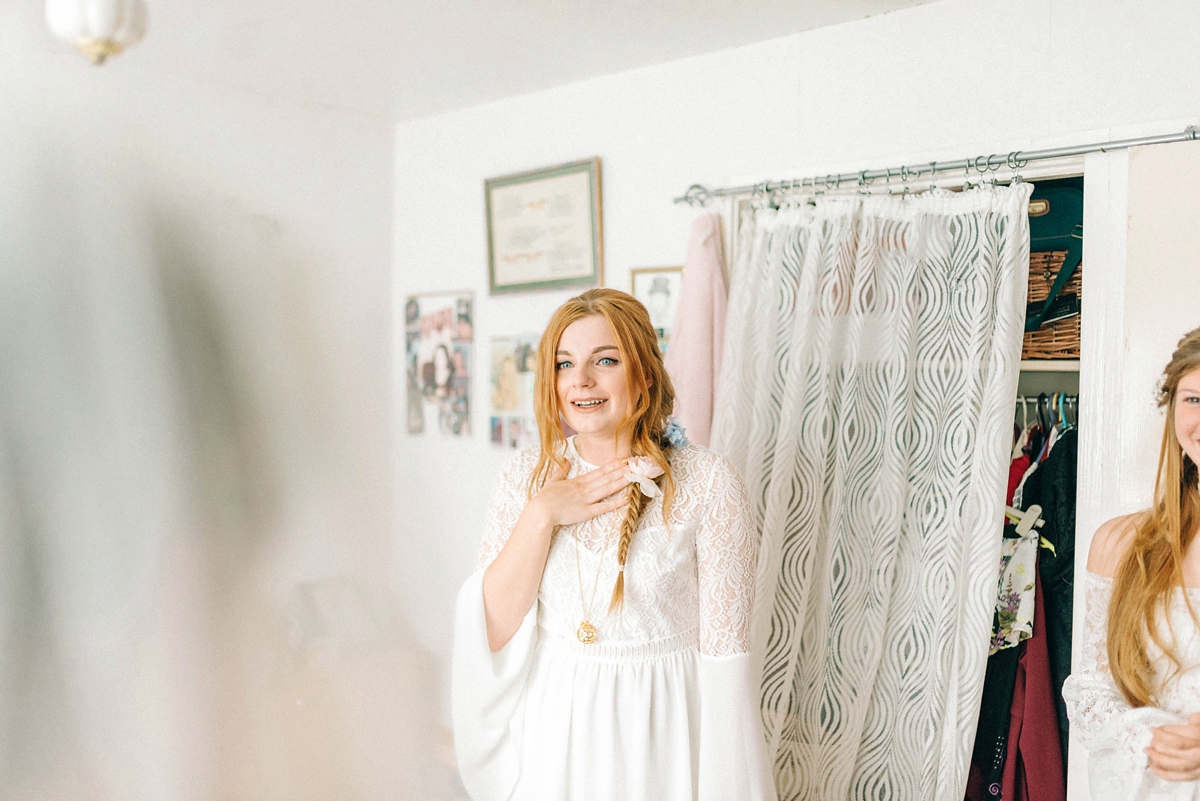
[45, 0, 147, 65]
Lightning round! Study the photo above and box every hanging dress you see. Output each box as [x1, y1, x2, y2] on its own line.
[452, 437, 777, 801]
[664, 213, 727, 447]
[1063, 572, 1200, 801]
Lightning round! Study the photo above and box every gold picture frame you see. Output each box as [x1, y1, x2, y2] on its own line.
[485, 158, 603, 294]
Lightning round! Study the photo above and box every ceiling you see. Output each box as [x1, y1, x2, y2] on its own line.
[17, 0, 935, 121]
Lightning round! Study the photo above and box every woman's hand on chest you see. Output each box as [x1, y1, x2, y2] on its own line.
[532, 458, 632, 528]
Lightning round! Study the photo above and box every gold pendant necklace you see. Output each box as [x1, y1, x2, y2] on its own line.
[573, 525, 614, 645]
[577, 620, 598, 645]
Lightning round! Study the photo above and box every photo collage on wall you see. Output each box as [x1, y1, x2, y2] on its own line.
[489, 333, 539, 449]
[405, 292, 473, 437]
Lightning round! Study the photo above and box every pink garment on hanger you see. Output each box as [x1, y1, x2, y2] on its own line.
[664, 213, 727, 447]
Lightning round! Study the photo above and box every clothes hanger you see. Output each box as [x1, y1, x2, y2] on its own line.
[1004, 503, 1045, 535]
[1012, 397, 1031, 460]
[1034, 393, 1056, 461]
[1043, 393, 1069, 457]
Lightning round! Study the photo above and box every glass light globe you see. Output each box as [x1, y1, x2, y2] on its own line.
[45, 0, 147, 64]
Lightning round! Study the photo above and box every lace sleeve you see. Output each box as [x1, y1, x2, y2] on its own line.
[695, 452, 758, 657]
[474, 448, 538, 571]
[1062, 571, 1177, 761]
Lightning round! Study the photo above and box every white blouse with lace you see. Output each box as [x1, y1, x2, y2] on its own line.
[451, 438, 776, 801]
[1062, 571, 1200, 800]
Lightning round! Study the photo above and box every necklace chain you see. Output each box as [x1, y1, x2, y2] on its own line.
[572, 520, 615, 645]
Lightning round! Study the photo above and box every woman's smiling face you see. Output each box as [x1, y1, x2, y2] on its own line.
[1176, 367, 1200, 470]
[554, 315, 633, 444]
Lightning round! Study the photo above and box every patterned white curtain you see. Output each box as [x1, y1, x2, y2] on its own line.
[712, 184, 1032, 801]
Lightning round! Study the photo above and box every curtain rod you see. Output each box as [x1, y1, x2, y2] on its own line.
[674, 126, 1200, 205]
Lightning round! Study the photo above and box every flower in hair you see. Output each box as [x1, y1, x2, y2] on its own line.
[625, 457, 665, 499]
[662, 416, 689, 449]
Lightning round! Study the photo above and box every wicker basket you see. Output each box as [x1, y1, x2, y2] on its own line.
[1022, 250, 1081, 360]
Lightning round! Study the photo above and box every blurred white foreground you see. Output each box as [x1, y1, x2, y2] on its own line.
[0, 159, 461, 800]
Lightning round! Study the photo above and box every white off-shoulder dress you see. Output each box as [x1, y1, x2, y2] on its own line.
[451, 439, 777, 801]
[1063, 571, 1200, 800]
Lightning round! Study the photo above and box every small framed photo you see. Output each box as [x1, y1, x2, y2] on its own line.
[485, 158, 603, 294]
[630, 266, 683, 354]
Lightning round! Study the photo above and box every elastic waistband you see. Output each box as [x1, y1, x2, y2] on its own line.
[537, 626, 699, 661]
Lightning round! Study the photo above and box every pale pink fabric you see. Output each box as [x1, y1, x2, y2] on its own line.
[665, 213, 727, 447]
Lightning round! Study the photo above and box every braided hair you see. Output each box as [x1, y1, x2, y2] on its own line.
[528, 288, 678, 613]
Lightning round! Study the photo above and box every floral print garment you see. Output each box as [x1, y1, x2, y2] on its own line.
[990, 522, 1038, 655]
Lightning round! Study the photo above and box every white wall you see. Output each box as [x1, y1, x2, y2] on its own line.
[393, 0, 1200, 768]
[0, 6, 441, 800]
[1121, 142, 1200, 505]
[1079, 139, 1200, 549]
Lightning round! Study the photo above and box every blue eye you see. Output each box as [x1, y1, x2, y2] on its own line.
[555, 360, 572, 370]
[598, 357, 618, 366]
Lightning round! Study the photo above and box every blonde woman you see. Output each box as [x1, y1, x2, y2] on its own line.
[1064, 326, 1200, 799]
[452, 289, 776, 801]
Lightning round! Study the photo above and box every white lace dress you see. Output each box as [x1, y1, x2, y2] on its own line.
[451, 439, 777, 801]
[1063, 571, 1200, 800]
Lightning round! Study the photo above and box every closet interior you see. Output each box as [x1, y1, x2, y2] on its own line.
[969, 176, 1082, 801]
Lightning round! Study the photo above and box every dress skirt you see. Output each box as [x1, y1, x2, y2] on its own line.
[452, 570, 775, 801]
[516, 624, 702, 800]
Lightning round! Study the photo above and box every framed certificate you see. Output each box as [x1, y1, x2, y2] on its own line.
[485, 158, 603, 294]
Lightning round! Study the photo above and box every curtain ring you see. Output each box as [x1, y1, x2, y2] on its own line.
[680, 184, 710, 206]
[1006, 152, 1025, 184]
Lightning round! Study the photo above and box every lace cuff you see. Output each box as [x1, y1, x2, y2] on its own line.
[1062, 572, 1183, 771]
[696, 453, 758, 657]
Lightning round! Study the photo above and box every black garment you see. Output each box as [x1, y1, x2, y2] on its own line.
[1024, 425, 1047, 464]
[967, 521, 1024, 801]
[1019, 428, 1078, 768]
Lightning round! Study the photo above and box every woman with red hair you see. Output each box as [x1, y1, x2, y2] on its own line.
[452, 288, 775, 800]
